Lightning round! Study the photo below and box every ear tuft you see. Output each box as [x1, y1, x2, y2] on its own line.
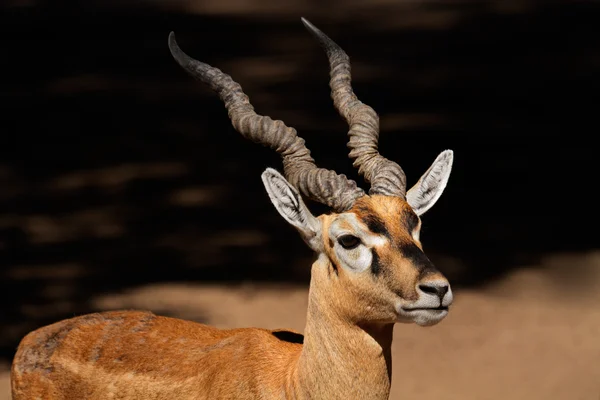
[406, 150, 453, 216]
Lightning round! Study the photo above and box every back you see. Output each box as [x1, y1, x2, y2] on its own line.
[11, 310, 304, 399]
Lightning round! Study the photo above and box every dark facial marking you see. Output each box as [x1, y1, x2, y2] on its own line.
[402, 208, 419, 233]
[371, 248, 382, 276]
[361, 213, 390, 238]
[398, 242, 437, 276]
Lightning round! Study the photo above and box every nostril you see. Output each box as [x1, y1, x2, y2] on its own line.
[418, 284, 438, 295]
[419, 284, 449, 299]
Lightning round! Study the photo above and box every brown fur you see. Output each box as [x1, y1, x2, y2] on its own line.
[11, 195, 449, 400]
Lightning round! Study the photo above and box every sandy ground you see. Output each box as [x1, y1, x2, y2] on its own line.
[2, 252, 599, 400]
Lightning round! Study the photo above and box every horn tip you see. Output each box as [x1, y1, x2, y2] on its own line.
[167, 31, 190, 68]
[168, 31, 177, 48]
[168, 31, 180, 55]
[300, 17, 342, 55]
[300, 16, 320, 35]
[300, 17, 313, 28]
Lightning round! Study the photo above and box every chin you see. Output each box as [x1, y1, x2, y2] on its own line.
[397, 308, 449, 327]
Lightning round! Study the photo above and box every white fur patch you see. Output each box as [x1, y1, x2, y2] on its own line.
[329, 214, 388, 272]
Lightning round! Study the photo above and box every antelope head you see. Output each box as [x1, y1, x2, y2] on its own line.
[168, 18, 454, 327]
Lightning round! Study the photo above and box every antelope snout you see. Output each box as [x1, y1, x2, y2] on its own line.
[417, 279, 453, 308]
[397, 278, 453, 326]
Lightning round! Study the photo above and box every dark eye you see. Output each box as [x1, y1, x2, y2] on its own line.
[337, 235, 361, 250]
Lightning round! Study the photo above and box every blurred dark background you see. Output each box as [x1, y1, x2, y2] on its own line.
[1, 0, 599, 364]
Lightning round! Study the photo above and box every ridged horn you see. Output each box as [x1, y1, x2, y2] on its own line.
[168, 32, 365, 211]
[301, 17, 407, 198]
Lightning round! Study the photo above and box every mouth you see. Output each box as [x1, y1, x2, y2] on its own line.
[402, 305, 449, 312]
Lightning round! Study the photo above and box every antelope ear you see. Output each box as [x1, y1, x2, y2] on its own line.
[406, 150, 453, 216]
[261, 168, 323, 252]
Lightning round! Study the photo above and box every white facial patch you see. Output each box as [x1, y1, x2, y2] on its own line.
[329, 214, 388, 272]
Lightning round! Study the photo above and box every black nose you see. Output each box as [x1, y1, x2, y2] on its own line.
[418, 283, 449, 300]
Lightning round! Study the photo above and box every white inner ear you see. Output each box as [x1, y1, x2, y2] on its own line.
[406, 150, 453, 216]
[261, 168, 322, 251]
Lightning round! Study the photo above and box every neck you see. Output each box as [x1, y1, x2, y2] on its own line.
[293, 256, 394, 400]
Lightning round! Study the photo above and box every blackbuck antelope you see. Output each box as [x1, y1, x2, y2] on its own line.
[11, 18, 454, 400]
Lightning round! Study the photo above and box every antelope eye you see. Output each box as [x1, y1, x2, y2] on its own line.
[337, 234, 361, 250]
